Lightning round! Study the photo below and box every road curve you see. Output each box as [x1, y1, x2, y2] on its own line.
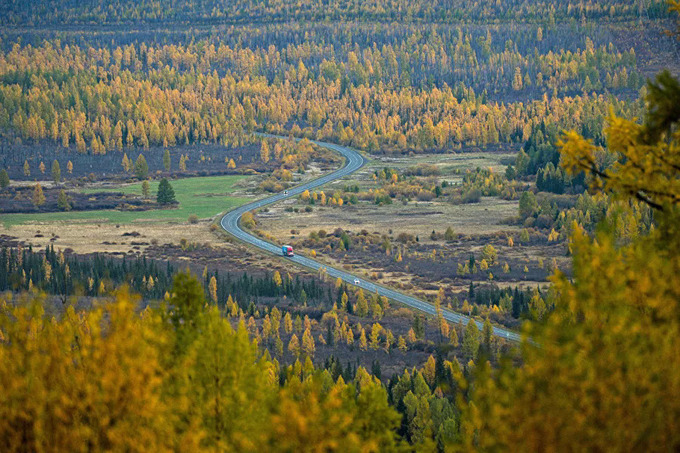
[220, 135, 522, 343]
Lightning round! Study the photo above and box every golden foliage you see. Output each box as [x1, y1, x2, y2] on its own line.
[0, 291, 174, 452]
[461, 76, 680, 450]
[559, 113, 680, 210]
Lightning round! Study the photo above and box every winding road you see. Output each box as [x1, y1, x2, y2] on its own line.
[220, 135, 522, 343]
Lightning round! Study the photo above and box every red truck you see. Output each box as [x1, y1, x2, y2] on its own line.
[282, 245, 294, 257]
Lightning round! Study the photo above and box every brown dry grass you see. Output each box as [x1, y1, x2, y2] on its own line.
[259, 196, 519, 242]
[0, 219, 225, 255]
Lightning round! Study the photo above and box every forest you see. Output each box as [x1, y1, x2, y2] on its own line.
[0, 0, 672, 25]
[1, 0, 680, 450]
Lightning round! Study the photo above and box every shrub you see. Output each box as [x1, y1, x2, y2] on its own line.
[396, 233, 415, 243]
[416, 190, 435, 201]
[188, 214, 199, 224]
[461, 188, 482, 204]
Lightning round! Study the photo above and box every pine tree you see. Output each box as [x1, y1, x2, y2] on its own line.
[0, 169, 9, 189]
[520, 228, 531, 243]
[398, 336, 407, 352]
[39, 161, 46, 174]
[156, 178, 176, 205]
[356, 289, 368, 317]
[407, 328, 417, 344]
[359, 328, 368, 351]
[275, 336, 284, 358]
[51, 160, 61, 184]
[134, 154, 149, 179]
[462, 320, 480, 362]
[57, 189, 71, 211]
[370, 323, 382, 350]
[260, 140, 270, 163]
[449, 325, 459, 347]
[341, 292, 349, 311]
[122, 153, 131, 173]
[188, 310, 271, 450]
[346, 326, 355, 345]
[23, 160, 30, 177]
[33, 182, 45, 207]
[284, 312, 293, 334]
[67, 160, 73, 174]
[481, 244, 497, 265]
[288, 333, 300, 357]
[163, 149, 171, 171]
[209, 276, 218, 302]
[512, 67, 523, 91]
[142, 180, 150, 199]
[481, 317, 493, 357]
[519, 191, 538, 218]
[302, 328, 315, 357]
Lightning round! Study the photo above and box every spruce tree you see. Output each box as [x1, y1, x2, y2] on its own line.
[156, 178, 176, 205]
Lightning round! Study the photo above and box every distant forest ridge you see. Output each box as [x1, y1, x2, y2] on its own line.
[0, 0, 672, 26]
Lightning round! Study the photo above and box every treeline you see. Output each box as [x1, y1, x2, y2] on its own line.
[0, 0, 670, 26]
[0, 245, 329, 308]
[0, 31, 643, 157]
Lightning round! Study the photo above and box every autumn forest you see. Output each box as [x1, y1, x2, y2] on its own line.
[0, 0, 680, 451]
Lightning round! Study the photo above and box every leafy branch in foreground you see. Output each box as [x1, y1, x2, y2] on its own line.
[459, 71, 680, 451]
[559, 71, 680, 211]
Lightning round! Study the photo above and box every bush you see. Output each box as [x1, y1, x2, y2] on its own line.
[188, 214, 199, 224]
[241, 211, 256, 229]
[461, 188, 482, 203]
[416, 190, 435, 201]
[396, 233, 415, 243]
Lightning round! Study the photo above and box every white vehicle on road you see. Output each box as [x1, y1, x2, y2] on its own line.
[354, 278, 360, 285]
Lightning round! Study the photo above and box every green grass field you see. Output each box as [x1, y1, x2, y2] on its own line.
[1, 175, 250, 226]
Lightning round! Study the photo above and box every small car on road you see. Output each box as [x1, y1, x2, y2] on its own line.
[354, 278, 360, 285]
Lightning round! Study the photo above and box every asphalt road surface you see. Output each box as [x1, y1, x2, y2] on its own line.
[220, 135, 522, 343]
